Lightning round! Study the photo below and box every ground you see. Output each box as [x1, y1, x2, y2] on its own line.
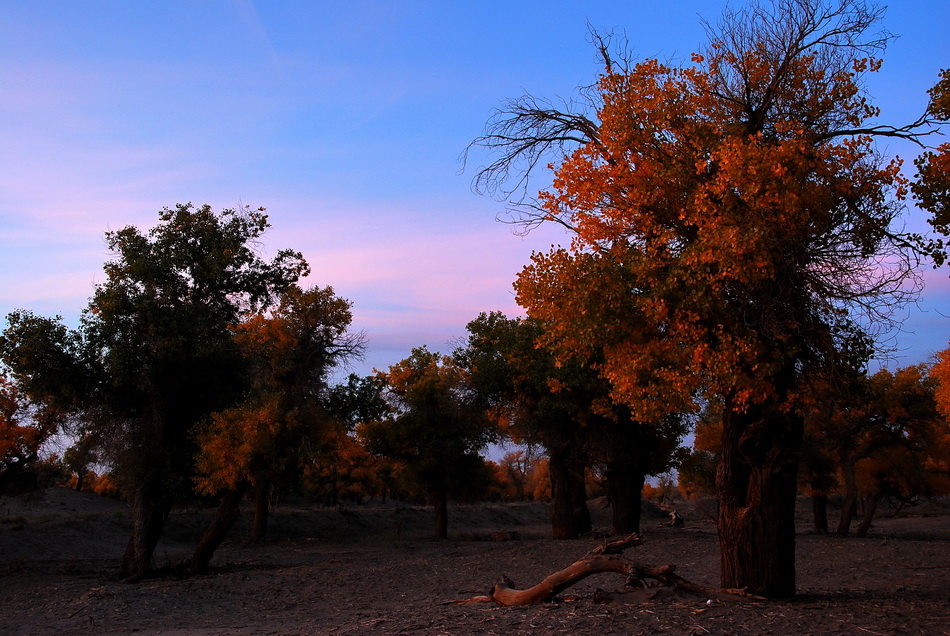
[1, 489, 949, 635]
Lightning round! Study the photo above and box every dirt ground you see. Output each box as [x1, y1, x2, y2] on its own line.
[1, 489, 949, 635]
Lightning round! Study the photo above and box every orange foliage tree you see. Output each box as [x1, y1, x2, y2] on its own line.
[849, 366, 947, 536]
[913, 68, 950, 258]
[487, 449, 546, 502]
[301, 428, 398, 505]
[190, 285, 364, 571]
[677, 406, 723, 500]
[921, 348, 950, 496]
[362, 347, 495, 539]
[0, 374, 57, 495]
[472, 1, 945, 597]
[804, 365, 949, 537]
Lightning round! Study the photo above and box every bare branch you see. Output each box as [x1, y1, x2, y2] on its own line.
[463, 94, 600, 206]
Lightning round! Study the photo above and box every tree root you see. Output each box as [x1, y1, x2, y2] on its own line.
[449, 533, 764, 606]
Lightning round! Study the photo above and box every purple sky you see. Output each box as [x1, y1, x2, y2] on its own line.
[2, 1, 948, 376]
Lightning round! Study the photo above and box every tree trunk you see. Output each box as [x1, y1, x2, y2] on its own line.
[548, 444, 578, 539]
[834, 454, 858, 536]
[431, 486, 449, 540]
[606, 461, 645, 534]
[854, 491, 883, 538]
[836, 493, 858, 536]
[119, 484, 172, 581]
[569, 459, 592, 535]
[717, 400, 803, 598]
[250, 478, 270, 543]
[811, 492, 828, 535]
[189, 487, 246, 574]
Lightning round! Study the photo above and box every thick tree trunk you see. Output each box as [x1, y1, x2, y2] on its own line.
[250, 479, 270, 543]
[189, 487, 245, 574]
[548, 444, 578, 539]
[119, 485, 172, 581]
[811, 492, 828, 535]
[605, 461, 645, 534]
[431, 487, 449, 540]
[717, 401, 803, 598]
[854, 491, 882, 538]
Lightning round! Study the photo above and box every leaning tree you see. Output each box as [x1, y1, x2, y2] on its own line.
[469, 0, 946, 597]
[189, 284, 366, 572]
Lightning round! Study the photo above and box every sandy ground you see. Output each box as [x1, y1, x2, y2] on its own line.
[1, 488, 949, 635]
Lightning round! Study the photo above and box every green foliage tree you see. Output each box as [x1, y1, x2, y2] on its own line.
[1, 203, 307, 580]
[457, 311, 686, 536]
[456, 312, 593, 537]
[362, 347, 495, 539]
[470, 1, 944, 597]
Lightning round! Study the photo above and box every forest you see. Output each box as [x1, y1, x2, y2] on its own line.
[2, 0, 950, 633]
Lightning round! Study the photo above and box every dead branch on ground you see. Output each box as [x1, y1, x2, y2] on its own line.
[449, 533, 763, 606]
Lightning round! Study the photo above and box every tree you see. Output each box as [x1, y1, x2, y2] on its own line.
[457, 311, 685, 536]
[588, 406, 686, 534]
[849, 366, 946, 535]
[362, 347, 495, 539]
[0, 373, 57, 495]
[301, 428, 387, 505]
[1, 203, 306, 580]
[800, 365, 947, 537]
[800, 370, 874, 536]
[488, 449, 545, 502]
[312, 374, 395, 503]
[62, 433, 101, 493]
[195, 287, 363, 524]
[471, 1, 941, 597]
[189, 285, 364, 572]
[677, 407, 722, 500]
[927, 344, 950, 496]
[912, 68, 950, 260]
[456, 312, 594, 538]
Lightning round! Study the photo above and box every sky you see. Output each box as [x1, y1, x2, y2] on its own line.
[1, 0, 949, 378]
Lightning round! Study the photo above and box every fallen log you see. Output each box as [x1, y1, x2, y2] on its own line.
[491, 555, 635, 605]
[450, 532, 763, 606]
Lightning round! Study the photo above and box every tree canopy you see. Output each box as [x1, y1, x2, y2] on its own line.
[362, 347, 495, 539]
[1, 203, 308, 579]
[457, 311, 686, 536]
[471, 0, 946, 597]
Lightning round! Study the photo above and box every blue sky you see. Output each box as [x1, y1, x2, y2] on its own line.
[1, 1, 948, 376]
